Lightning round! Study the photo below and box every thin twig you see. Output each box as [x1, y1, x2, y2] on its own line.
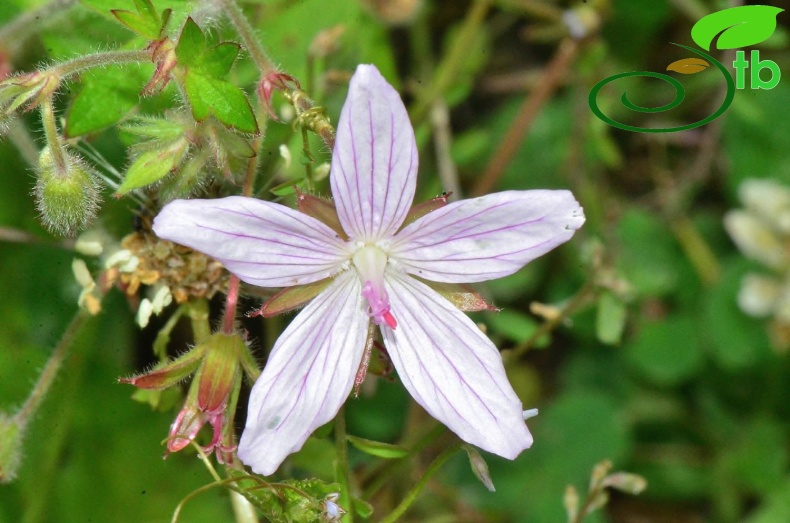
[472, 38, 579, 196]
[509, 278, 596, 358]
[430, 99, 462, 200]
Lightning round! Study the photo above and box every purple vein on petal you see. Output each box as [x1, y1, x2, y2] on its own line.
[368, 98, 375, 238]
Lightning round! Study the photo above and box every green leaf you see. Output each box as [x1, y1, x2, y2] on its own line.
[183, 72, 258, 133]
[701, 260, 772, 370]
[175, 17, 205, 67]
[486, 309, 540, 345]
[65, 64, 148, 137]
[226, 469, 340, 523]
[132, 0, 157, 20]
[111, 10, 159, 39]
[116, 140, 188, 194]
[595, 291, 627, 345]
[691, 5, 784, 51]
[201, 42, 241, 77]
[744, 477, 790, 523]
[627, 316, 704, 386]
[120, 116, 185, 141]
[346, 435, 409, 459]
[727, 418, 787, 494]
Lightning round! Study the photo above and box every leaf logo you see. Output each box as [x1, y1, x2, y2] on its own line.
[666, 58, 710, 75]
[691, 5, 784, 51]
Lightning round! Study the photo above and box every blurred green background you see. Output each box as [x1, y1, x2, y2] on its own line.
[2, 0, 790, 521]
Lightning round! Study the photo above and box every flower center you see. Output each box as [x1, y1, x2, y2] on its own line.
[352, 245, 397, 329]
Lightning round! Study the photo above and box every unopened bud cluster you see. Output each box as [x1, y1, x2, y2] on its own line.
[34, 147, 100, 237]
[121, 332, 255, 463]
[724, 179, 790, 351]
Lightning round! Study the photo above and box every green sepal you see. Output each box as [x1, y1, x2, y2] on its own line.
[296, 190, 347, 239]
[116, 139, 189, 194]
[400, 193, 450, 229]
[257, 277, 334, 317]
[119, 345, 206, 390]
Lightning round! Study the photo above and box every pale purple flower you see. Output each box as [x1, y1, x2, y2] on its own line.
[152, 64, 585, 476]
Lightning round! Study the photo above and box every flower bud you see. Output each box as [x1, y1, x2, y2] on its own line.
[197, 333, 244, 414]
[120, 344, 206, 390]
[0, 413, 24, 483]
[602, 472, 648, 495]
[34, 147, 101, 236]
[462, 444, 496, 492]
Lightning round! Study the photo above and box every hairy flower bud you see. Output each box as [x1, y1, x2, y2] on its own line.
[34, 147, 101, 236]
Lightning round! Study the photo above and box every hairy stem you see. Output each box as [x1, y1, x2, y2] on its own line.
[217, 0, 278, 76]
[14, 311, 89, 424]
[39, 97, 68, 174]
[51, 50, 150, 79]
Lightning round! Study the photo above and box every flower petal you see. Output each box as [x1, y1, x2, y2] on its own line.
[237, 271, 368, 475]
[153, 196, 349, 287]
[390, 190, 584, 283]
[381, 271, 533, 459]
[330, 64, 418, 242]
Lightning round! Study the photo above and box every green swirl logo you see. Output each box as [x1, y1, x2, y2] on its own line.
[589, 5, 783, 133]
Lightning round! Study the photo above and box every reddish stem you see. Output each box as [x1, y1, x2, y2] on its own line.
[222, 275, 240, 334]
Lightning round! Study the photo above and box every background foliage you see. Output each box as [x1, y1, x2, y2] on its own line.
[1, 0, 790, 522]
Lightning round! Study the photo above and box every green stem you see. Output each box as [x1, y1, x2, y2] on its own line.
[379, 443, 462, 523]
[51, 50, 150, 80]
[335, 405, 354, 523]
[14, 310, 89, 425]
[362, 423, 445, 498]
[509, 278, 596, 358]
[187, 299, 211, 343]
[39, 97, 68, 174]
[20, 309, 95, 523]
[218, 0, 278, 75]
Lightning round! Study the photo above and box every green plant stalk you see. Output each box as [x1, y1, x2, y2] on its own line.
[39, 97, 68, 174]
[409, 0, 492, 125]
[510, 278, 596, 358]
[379, 443, 462, 523]
[335, 405, 354, 523]
[13, 310, 89, 428]
[361, 423, 446, 499]
[21, 310, 95, 523]
[187, 299, 211, 343]
[51, 50, 150, 80]
[217, 0, 278, 75]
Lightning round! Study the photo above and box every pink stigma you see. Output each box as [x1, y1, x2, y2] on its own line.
[362, 280, 397, 330]
[382, 311, 398, 329]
